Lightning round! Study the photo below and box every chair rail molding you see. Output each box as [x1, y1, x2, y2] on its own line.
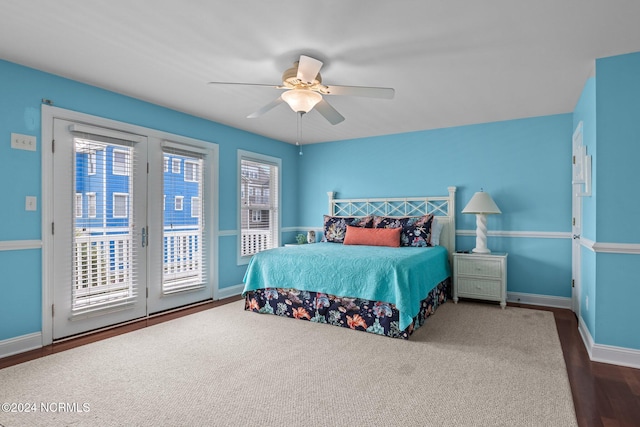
[580, 238, 640, 254]
[0, 240, 42, 251]
[456, 230, 570, 239]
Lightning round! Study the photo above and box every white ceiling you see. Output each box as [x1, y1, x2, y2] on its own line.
[2, 1, 640, 144]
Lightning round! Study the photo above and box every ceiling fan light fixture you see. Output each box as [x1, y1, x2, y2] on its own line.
[281, 89, 322, 113]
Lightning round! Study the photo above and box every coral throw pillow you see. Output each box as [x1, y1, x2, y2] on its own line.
[343, 225, 401, 247]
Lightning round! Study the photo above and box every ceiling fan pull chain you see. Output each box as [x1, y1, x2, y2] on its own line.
[297, 111, 303, 156]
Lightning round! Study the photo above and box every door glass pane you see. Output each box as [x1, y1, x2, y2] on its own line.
[73, 138, 136, 310]
[162, 150, 204, 294]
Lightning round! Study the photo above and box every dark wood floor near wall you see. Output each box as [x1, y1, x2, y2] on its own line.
[509, 302, 640, 427]
[1, 298, 639, 427]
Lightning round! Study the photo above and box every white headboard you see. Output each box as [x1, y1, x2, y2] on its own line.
[327, 187, 457, 259]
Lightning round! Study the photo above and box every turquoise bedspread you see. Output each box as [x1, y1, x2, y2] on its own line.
[242, 243, 451, 330]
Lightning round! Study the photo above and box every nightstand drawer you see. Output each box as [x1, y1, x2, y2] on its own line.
[456, 257, 502, 279]
[456, 278, 502, 299]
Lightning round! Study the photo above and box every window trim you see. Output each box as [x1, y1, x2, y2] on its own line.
[175, 195, 184, 211]
[184, 160, 199, 182]
[88, 152, 96, 175]
[112, 192, 129, 218]
[75, 193, 83, 218]
[172, 158, 181, 174]
[112, 148, 130, 176]
[191, 196, 200, 218]
[237, 150, 281, 265]
[87, 192, 97, 218]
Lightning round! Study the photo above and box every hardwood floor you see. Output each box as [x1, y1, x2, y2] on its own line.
[1, 298, 639, 426]
[510, 302, 640, 427]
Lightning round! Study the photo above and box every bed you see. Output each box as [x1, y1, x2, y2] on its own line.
[243, 187, 457, 339]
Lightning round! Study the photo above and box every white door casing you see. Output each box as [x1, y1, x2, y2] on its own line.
[571, 122, 583, 316]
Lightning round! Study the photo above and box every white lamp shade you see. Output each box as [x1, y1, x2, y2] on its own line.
[462, 191, 502, 214]
[281, 89, 322, 113]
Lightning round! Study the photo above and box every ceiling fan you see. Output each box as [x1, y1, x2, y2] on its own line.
[207, 55, 395, 125]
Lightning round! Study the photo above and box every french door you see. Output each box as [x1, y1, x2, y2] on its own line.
[49, 113, 215, 340]
[146, 141, 212, 313]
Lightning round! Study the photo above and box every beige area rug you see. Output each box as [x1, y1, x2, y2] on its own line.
[0, 301, 577, 427]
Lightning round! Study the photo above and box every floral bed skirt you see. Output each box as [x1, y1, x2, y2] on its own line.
[244, 278, 450, 339]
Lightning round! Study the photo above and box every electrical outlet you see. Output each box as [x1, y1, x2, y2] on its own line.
[11, 133, 37, 151]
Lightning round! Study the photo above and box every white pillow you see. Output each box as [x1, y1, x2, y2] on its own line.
[430, 217, 444, 246]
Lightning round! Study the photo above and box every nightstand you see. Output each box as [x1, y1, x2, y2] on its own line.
[452, 252, 508, 308]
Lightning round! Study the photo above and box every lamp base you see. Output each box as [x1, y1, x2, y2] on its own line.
[472, 247, 491, 254]
[472, 214, 491, 254]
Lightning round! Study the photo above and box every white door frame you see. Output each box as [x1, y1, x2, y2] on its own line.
[571, 121, 583, 316]
[42, 106, 219, 345]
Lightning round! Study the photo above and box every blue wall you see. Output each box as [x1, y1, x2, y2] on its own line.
[590, 52, 640, 349]
[0, 59, 299, 341]
[298, 114, 574, 299]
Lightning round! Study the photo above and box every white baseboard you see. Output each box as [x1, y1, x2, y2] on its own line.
[578, 315, 640, 369]
[217, 284, 244, 300]
[507, 292, 572, 309]
[578, 315, 595, 357]
[0, 332, 42, 359]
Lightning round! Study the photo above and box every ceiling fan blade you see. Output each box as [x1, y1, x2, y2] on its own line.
[314, 99, 345, 125]
[324, 85, 395, 99]
[208, 82, 282, 89]
[247, 96, 285, 118]
[297, 55, 323, 85]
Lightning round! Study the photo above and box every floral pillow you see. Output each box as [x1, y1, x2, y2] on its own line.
[323, 215, 373, 243]
[373, 214, 434, 247]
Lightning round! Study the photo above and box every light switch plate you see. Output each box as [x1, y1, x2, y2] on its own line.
[26, 196, 37, 211]
[11, 133, 37, 151]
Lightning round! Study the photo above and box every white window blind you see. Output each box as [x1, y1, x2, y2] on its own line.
[162, 145, 206, 294]
[239, 153, 280, 258]
[71, 125, 139, 314]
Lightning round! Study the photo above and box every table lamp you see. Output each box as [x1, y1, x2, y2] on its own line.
[462, 190, 501, 253]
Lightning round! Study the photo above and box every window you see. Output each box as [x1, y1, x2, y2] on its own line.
[172, 158, 181, 174]
[87, 193, 97, 218]
[88, 152, 96, 175]
[184, 161, 198, 182]
[238, 151, 280, 261]
[75, 193, 83, 218]
[164, 156, 169, 173]
[113, 193, 129, 218]
[112, 149, 130, 176]
[191, 197, 200, 218]
[175, 196, 183, 211]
